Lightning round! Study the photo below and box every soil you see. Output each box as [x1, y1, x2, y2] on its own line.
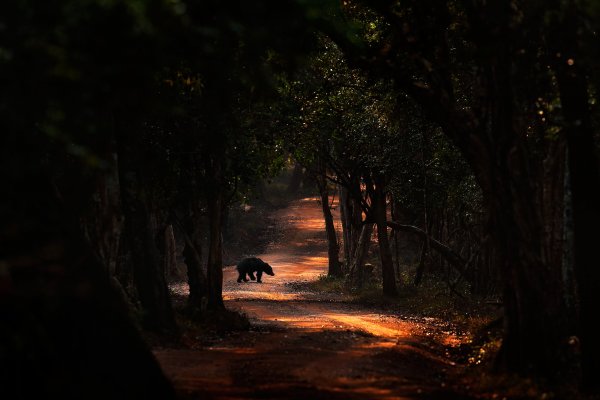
[155, 197, 477, 400]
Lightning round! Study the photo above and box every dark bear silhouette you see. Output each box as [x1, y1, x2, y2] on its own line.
[236, 257, 274, 283]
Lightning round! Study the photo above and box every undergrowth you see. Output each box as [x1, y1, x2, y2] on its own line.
[304, 272, 595, 399]
[307, 272, 500, 332]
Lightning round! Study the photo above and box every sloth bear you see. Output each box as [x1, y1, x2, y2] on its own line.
[236, 257, 275, 283]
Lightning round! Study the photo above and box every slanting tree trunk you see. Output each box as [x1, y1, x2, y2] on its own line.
[387, 222, 467, 274]
[206, 156, 225, 311]
[371, 174, 397, 296]
[316, 172, 342, 277]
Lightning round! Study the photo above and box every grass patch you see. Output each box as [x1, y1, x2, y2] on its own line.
[309, 274, 347, 292]
[302, 272, 500, 329]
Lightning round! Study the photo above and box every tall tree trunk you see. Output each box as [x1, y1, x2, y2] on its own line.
[349, 176, 363, 260]
[483, 40, 570, 378]
[414, 242, 427, 286]
[115, 228, 134, 293]
[164, 224, 177, 278]
[390, 199, 402, 280]
[561, 150, 576, 320]
[348, 223, 374, 288]
[180, 207, 208, 313]
[404, 3, 574, 376]
[317, 175, 342, 277]
[206, 157, 225, 311]
[1, 126, 175, 398]
[1, 191, 177, 399]
[554, 51, 600, 389]
[80, 157, 122, 276]
[183, 239, 207, 313]
[287, 162, 305, 194]
[371, 174, 397, 296]
[491, 178, 570, 379]
[339, 185, 352, 272]
[329, 0, 576, 380]
[116, 127, 175, 333]
[121, 182, 175, 333]
[452, 3, 572, 378]
[475, 28, 569, 374]
[339, 174, 363, 270]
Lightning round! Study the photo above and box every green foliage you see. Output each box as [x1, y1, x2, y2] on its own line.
[313, 274, 347, 293]
[272, 37, 403, 179]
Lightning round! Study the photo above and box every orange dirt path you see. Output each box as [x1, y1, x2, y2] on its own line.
[155, 197, 473, 400]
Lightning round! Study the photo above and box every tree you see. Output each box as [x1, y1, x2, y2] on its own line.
[0, 0, 187, 395]
[274, 38, 445, 294]
[0, 0, 317, 394]
[315, 158, 343, 277]
[313, 0, 599, 384]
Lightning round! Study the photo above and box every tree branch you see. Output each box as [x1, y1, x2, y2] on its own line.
[387, 220, 466, 273]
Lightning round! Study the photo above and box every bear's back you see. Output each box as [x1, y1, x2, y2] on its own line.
[236, 257, 264, 271]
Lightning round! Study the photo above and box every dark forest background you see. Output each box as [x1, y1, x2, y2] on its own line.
[1, 0, 599, 398]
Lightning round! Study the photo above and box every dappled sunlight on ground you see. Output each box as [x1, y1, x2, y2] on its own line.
[160, 196, 472, 400]
[234, 300, 414, 339]
[321, 313, 407, 338]
[156, 322, 464, 400]
[224, 290, 306, 301]
[220, 197, 335, 301]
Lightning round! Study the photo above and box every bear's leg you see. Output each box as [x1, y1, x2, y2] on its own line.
[256, 271, 263, 283]
[243, 273, 249, 282]
[249, 272, 256, 281]
[237, 271, 245, 283]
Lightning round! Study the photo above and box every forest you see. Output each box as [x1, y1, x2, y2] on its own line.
[1, 1, 600, 399]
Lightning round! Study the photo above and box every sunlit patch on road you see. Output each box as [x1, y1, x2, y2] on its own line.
[160, 197, 471, 400]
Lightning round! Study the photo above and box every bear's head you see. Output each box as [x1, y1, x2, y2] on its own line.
[263, 263, 275, 276]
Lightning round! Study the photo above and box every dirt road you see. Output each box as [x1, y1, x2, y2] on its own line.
[155, 198, 473, 400]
